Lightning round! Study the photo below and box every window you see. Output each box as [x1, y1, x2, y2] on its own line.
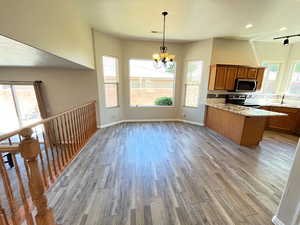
[184, 61, 203, 107]
[0, 84, 41, 134]
[102, 56, 119, 108]
[261, 62, 281, 94]
[287, 63, 300, 95]
[129, 59, 176, 106]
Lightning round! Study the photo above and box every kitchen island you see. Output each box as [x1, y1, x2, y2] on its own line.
[204, 103, 287, 147]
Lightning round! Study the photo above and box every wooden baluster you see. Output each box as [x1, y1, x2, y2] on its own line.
[60, 116, 70, 163]
[76, 108, 84, 148]
[55, 118, 66, 167]
[86, 105, 91, 137]
[0, 197, 9, 225]
[92, 102, 97, 132]
[62, 114, 73, 162]
[66, 113, 75, 157]
[34, 128, 48, 188]
[11, 154, 34, 225]
[87, 105, 93, 138]
[0, 156, 20, 225]
[70, 111, 79, 153]
[42, 131, 54, 183]
[19, 128, 56, 225]
[48, 120, 61, 174]
[82, 106, 87, 142]
[82, 107, 88, 143]
[73, 110, 81, 152]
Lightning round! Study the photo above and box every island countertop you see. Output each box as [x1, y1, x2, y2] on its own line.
[204, 103, 287, 117]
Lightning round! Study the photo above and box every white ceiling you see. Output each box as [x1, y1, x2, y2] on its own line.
[0, 35, 87, 69]
[75, 0, 300, 42]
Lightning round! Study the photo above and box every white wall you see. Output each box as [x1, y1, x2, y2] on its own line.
[93, 31, 124, 126]
[180, 39, 214, 124]
[211, 38, 258, 66]
[122, 39, 184, 120]
[252, 41, 300, 94]
[0, 67, 99, 124]
[275, 141, 300, 225]
[0, 0, 95, 69]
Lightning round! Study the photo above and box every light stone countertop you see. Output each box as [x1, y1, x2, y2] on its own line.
[258, 103, 300, 109]
[204, 103, 287, 117]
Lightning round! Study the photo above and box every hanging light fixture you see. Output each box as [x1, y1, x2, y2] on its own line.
[152, 11, 175, 69]
[274, 33, 300, 46]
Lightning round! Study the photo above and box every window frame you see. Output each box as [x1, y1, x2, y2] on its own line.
[0, 82, 41, 131]
[259, 61, 282, 94]
[286, 61, 300, 96]
[128, 58, 177, 108]
[102, 55, 120, 108]
[183, 60, 203, 108]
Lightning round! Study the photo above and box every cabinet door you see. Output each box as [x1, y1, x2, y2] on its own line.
[225, 67, 237, 90]
[256, 68, 265, 90]
[247, 68, 258, 79]
[237, 67, 248, 78]
[214, 66, 227, 90]
[268, 107, 298, 132]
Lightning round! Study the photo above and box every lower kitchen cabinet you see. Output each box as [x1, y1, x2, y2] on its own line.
[261, 106, 300, 134]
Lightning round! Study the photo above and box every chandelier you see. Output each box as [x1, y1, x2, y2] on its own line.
[152, 11, 175, 69]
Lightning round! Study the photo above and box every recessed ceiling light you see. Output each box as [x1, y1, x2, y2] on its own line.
[245, 24, 253, 29]
[280, 27, 287, 31]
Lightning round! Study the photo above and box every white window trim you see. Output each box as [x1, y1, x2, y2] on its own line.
[259, 61, 283, 94]
[286, 61, 300, 96]
[183, 60, 203, 108]
[128, 58, 177, 107]
[102, 55, 120, 108]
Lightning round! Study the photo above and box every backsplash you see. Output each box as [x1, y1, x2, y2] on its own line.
[206, 93, 300, 106]
[245, 94, 282, 105]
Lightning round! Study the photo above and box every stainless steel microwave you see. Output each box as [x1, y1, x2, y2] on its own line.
[235, 79, 257, 92]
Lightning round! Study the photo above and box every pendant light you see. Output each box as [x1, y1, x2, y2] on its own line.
[152, 11, 175, 69]
[274, 34, 300, 46]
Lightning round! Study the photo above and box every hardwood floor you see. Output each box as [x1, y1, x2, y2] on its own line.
[46, 122, 297, 225]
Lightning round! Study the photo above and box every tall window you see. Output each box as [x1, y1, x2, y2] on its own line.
[102, 56, 119, 108]
[184, 61, 203, 107]
[287, 63, 300, 95]
[129, 59, 176, 106]
[0, 84, 41, 134]
[261, 62, 281, 94]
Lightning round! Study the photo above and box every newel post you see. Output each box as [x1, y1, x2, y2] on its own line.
[19, 128, 56, 225]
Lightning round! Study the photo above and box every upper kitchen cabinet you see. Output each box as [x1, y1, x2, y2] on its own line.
[208, 64, 265, 91]
[225, 66, 238, 90]
[256, 67, 265, 90]
[237, 67, 248, 79]
[247, 68, 258, 79]
[209, 65, 227, 90]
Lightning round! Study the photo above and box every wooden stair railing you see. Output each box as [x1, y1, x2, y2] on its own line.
[0, 101, 98, 225]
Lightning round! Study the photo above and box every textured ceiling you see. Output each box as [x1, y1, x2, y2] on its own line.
[0, 35, 87, 68]
[75, 0, 300, 42]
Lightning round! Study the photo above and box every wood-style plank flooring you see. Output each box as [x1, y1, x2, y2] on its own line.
[47, 122, 297, 225]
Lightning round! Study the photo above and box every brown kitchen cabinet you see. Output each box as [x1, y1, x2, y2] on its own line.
[263, 106, 300, 134]
[256, 68, 265, 90]
[208, 64, 265, 91]
[225, 66, 238, 90]
[247, 68, 258, 79]
[237, 67, 248, 79]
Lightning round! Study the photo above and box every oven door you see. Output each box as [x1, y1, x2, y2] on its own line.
[235, 79, 257, 92]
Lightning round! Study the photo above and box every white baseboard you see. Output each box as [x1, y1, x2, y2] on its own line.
[179, 119, 204, 126]
[99, 120, 125, 128]
[272, 216, 285, 225]
[99, 119, 204, 129]
[124, 119, 179, 123]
